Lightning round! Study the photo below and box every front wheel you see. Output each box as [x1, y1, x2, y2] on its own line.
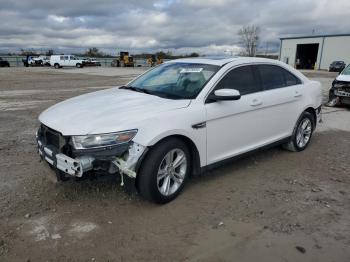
[283, 111, 315, 152]
[76, 63, 82, 68]
[137, 138, 190, 204]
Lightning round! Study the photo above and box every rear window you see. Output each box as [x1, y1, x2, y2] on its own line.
[283, 69, 301, 86]
[257, 65, 286, 90]
[257, 64, 301, 90]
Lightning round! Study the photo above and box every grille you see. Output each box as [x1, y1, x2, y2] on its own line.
[45, 129, 60, 148]
[344, 87, 350, 93]
[336, 81, 350, 89]
[40, 125, 61, 149]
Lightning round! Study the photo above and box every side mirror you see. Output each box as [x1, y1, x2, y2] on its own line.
[208, 89, 241, 102]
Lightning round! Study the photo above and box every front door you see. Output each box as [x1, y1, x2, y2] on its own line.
[205, 65, 266, 164]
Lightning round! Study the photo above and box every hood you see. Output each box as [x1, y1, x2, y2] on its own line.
[336, 74, 350, 82]
[39, 87, 191, 135]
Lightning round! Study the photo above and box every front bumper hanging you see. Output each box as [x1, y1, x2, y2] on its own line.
[112, 143, 146, 178]
[37, 139, 94, 177]
[37, 131, 146, 180]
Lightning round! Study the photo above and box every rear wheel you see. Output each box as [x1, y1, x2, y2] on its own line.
[76, 63, 82, 68]
[283, 111, 315, 152]
[54, 63, 60, 69]
[137, 138, 190, 204]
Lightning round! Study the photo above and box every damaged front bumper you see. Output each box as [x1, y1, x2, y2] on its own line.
[328, 81, 350, 106]
[38, 139, 94, 176]
[112, 143, 146, 179]
[36, 127, 147, 183]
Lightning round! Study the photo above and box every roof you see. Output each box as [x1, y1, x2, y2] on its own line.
[280, 33, 350, 40]
[167, 56, 279, 66]
[168, 57, 237, 66]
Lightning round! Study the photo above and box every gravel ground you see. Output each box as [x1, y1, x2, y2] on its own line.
[0, 67, 349, 261]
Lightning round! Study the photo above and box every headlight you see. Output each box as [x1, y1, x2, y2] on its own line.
[72, 129, 137, 150]
[333, 81, 345, 88]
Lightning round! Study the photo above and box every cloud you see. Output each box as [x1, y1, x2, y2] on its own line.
[0, 0, 349, 55]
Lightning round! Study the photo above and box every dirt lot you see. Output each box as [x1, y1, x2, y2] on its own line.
[0, 67, 349, 262]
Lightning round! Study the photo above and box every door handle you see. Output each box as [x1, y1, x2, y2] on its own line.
[250, 98, 262, 107]
[294, 91, 302, 97]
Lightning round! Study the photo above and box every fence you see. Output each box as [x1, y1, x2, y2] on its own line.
[0, 56, 153, 67]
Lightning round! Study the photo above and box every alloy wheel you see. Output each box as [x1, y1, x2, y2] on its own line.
[157, 148, 187, 196]
[296, 118, 312, 148]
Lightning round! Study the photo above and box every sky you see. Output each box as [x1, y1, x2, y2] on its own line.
[0, 0, 350, 55]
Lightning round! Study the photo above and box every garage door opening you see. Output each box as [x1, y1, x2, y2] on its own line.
[295, 43, 319, 69]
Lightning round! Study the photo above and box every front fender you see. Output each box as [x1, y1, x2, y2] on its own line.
[133, 128, 206, 167]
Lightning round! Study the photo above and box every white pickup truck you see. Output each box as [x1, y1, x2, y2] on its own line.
[50, 55, 84, 69]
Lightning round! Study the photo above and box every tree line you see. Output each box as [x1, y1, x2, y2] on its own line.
[11, 25, 261, 58]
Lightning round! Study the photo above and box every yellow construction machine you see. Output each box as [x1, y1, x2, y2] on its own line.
[111, 51, 135, 67]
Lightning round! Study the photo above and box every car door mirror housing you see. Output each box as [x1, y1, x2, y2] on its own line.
[208, 89, 241, 102]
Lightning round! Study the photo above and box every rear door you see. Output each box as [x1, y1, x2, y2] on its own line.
[254, 64, 304, 142]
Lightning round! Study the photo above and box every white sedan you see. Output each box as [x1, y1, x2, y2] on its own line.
[37, 57, 322, 203]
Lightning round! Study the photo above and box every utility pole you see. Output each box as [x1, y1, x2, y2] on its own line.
[265, 42, 269, 56]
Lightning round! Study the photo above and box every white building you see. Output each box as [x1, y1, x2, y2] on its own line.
[279, 34, 350, 70]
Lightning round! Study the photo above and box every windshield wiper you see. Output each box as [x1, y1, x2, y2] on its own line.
[119, 85, 150, 94]
[119, 85, 184, 99]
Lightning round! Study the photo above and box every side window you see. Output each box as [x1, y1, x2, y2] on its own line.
[283, 69, 302, 86]
[257, 65, 286, 90]
[64, 56, 69, 60]
[60, 56, 64, 60]
[216, 65, 260, 95]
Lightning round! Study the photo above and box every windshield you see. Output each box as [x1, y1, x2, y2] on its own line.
[340, 65, 350, 75]
[127, 62, 220, 99]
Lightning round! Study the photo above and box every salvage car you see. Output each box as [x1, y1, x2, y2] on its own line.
[82, 57, 101, 67]
[0, 57, 10, 67]
[34, 55, 51, 66]
[329, 61, 346, 72]
[37, 57, 322, 203]
[328, 64, 350, 106]
[23, 55, 51, 67]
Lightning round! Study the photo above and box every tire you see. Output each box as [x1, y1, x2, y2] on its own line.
[283, 111, 315, 152]
[54, 63, 60, 69]
[76, 63, 82, 68]
[137, 138, 191, 204]
[55, 170, 70, 181]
